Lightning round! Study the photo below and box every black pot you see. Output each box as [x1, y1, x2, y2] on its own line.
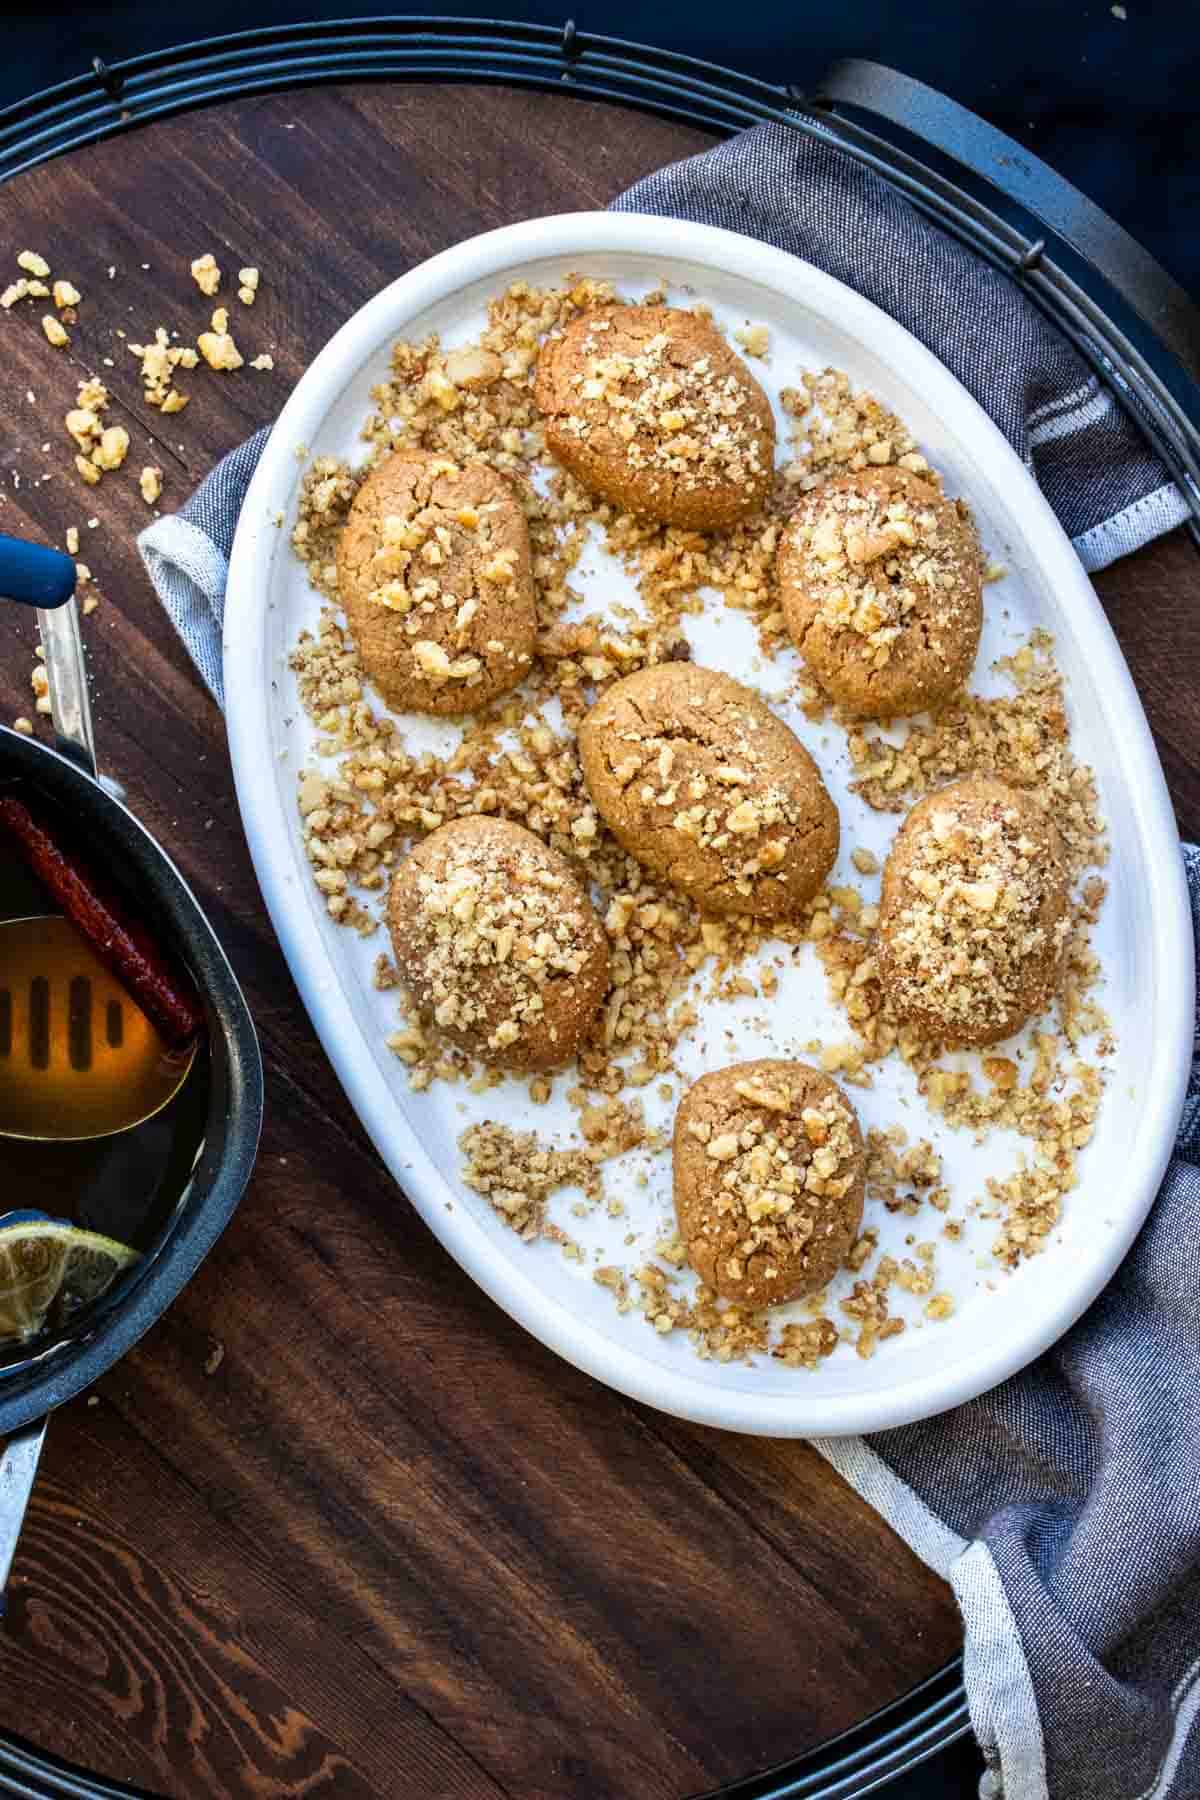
[0, 722, 262, 1433]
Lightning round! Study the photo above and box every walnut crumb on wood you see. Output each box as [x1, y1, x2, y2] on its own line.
[197, 328, 243, 371]
[91, 425, 129, 471]
[190, 253, 221, 296]
[128, 327, 197, 409]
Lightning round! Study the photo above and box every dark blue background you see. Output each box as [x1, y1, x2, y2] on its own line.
[6, 1, 1198, 290]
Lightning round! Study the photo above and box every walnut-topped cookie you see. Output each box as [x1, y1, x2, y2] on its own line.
[534, 304, 776, 529]
[776, 467, 983, 718]
[387, 816, 609, 1071]
[877, 776, 1070, 1046]
[578, 663, 838, 920]
[673, 1059, 865, 1306]
[337, 450, 536, 716]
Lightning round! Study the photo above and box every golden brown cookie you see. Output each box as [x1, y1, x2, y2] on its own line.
[877, 776, 1069, 1046]
[387, 816, 609, 1071]
[776, 467, 983, 718]
[337, 450, 536, 716]
[534, 304, 776, 529]
[578, 663, 838, 920]
[673, 1059, 865, 1307]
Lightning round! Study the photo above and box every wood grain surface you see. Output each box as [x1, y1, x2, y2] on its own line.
[0, 81, 1193, 1800]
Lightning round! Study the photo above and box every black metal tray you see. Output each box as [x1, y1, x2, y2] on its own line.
[1, 18, 1196, 1797]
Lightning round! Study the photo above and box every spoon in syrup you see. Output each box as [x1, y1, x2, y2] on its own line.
[0, 914, 194, 1140]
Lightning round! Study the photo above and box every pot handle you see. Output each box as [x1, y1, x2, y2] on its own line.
[0, 534, 76, 612]
[38, 598, 98, 782]
[0, 1417, 47, 1615]
[0, 530, 99, 782]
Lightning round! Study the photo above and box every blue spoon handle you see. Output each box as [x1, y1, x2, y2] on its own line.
[0, 533, 76, 610]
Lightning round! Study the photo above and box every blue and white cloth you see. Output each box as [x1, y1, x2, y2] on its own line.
[140, 120, 1199, 1800]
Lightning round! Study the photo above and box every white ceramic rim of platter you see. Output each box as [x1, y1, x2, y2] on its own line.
[225, 211, 1194, 1437]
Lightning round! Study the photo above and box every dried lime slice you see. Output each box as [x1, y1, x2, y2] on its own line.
[0, 1215, 138, 1344]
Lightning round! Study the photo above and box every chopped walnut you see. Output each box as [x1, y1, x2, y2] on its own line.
[734, 323, 770, 358]
[139, 466, 163, 505]
[190, 253, 221, 296]
[458, 1122, 599, 1240]
[128, 327, 198, 408]
[197, 328, 243, 371]
[91, 425, 129, 471]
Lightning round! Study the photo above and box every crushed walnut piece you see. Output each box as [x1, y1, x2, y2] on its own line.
[848, 633, 1104, 882]
[30, 663, 51, 716]
[41, 315, 68, 348]
[64, 380, 131, 482]
[238, 267, 260, 305]
[139, 465, 162, 505]
[128, 327, 198, 409]
[91, 425, 129, 472]
[841, 1261, 906, 1359]
[197, 326, 244, 371]
[866, 1126, 942, 1216]
[65, 377, 110, 454]
[734, 323, 770, 359]
[458, 1121, 600, 1239]
[190, 253, 221, 296]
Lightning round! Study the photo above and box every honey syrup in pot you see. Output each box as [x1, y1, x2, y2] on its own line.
[0, 839, 209, 1310]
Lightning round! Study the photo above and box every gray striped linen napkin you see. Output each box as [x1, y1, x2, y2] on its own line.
[139, 121, 1200, 1800]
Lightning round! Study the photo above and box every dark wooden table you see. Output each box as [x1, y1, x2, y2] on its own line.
[0, 83, 1195, 1800]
